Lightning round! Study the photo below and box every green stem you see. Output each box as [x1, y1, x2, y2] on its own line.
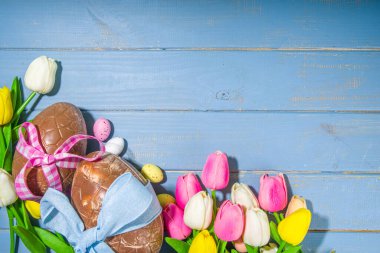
[273, 212, 281, 224]
[9, 204, 25, 228]
[21, 200, 30, 230]
[219, 240, 227, 253]
[280, 213, 285, 220]
[277, 241, 287, 253]
[253, 247, 259, 253]
[15, 91, 37, 118]
[6, 208, 15, 253]
[211, 190, 217, 214]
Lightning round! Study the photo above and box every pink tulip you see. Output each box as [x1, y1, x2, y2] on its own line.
[258, 173, 288, 212]
[175, 173, 203, 209]
[201, 151, 229, 190]
[163, 203, 192, 240]
[214, 200, 245, 241]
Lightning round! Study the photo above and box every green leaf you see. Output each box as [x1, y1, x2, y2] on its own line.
[2, 124, 13, 172]
[165, 237, 190, 253]
[270, 221, 282, 245]
[13, 226, 47, 253]
[245, 244, 258, 253]
[283, 245, 302, 253]
[55, 232, 68, 243]
[10, 77, 22, 125]
[231, 250, 239, 253]
[34, 227, 74, 253]
[0, 127, 6, 167]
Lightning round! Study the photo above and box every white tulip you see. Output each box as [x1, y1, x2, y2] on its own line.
[24, 56, 57, 94]
[0, 169, 18, 207]
[243, 208, 270, 247]
[260, 243, 278, 253]
[184, 191, 213, 230]
[231, 182, 259, 210]
[105, 137, 125, 156]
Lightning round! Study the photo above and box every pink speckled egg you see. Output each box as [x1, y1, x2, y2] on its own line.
[93, 118, 111, 141]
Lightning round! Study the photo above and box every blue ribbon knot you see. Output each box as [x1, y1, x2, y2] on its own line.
[40, 172, 162, 253]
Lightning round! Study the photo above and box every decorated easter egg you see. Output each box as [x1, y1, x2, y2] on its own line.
[105, 137, 124, 156]
[71, 153, 164, 253]
[141, 164, 164, 183]
[93, 117, 111, 141]
[12, 102, 87, 196]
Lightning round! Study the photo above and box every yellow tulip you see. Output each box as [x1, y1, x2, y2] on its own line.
[278, 208, 311, 245]
[189, 230, 217, 253]
[0, 86, 13, 125]
[25, 200, 41, 219]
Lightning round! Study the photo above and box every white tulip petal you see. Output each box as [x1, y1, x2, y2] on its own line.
[24, 56, 57, 94]
[184, 191, 207, 230]
[0, 169, 18, 207]
[243, 208, 270, 247]
[232, 183, 259, 210]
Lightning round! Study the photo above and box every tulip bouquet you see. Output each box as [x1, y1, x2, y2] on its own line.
[0, 56, 74, 253]
[161, 151, 312, 253]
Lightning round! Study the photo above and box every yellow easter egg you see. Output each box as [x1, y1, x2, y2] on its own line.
[141, 164, 164, 183]
[157, 194, 176, 208]
[25, 200, 41, 219]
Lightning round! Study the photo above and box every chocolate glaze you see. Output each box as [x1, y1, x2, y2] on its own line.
[71, 153, 163, 253]
[12, 102, 87, 196]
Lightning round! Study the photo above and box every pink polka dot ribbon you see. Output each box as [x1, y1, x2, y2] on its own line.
[15, 122, 105, 201]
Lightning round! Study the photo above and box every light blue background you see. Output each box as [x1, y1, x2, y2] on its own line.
[0, 1, 379, 252]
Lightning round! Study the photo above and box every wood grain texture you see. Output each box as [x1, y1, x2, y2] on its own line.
[69, 111, 380, 172]
[0, 0, 379, 252]
[1, 51, 380, 111]
[0, 0, 379, 49]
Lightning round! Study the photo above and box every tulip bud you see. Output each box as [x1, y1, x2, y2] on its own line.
[233, 238, 247, 253]
[163, 203, 191, 240]
[258, 173, 288, 212]
[189, 230, 217, 253]
[175, 173, 202, 209]
[214, 200, 245, 241]
[0, 86, 13, 125]
[260, 243, 278, 253]
[278, 208, 312, 246]
[286, 195, 307, 217]
[25, 200, 41, 219]
[231, 182, 259, 211]
[0, 168, 17, 207]
[24, 56, 57, 94]
[201, 151, 229, 190]
[243, 208, 270, 247]
[184, 191, 213, 230]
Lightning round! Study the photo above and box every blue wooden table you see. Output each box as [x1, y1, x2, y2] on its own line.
[0, 1, 379, 252]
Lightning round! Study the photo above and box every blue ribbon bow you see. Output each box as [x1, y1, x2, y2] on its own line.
[40, 172, 162, 253]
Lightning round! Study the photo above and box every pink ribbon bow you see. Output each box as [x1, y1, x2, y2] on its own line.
[15, 122, 105, 201]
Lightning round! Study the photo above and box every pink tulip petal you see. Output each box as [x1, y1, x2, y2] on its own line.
[214, 200, 244, 241]
[163, 203, 191, 240]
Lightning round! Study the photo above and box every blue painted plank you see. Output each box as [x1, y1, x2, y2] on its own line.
[1, 51, 380, 111]
[0, 0, 379, 48]
[0, 230, 29, 253]
[50, 110, 380, 172]
[0, 229, 377, 252]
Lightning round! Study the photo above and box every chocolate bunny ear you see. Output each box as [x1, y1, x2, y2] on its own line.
[40, 172, 162, 253]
